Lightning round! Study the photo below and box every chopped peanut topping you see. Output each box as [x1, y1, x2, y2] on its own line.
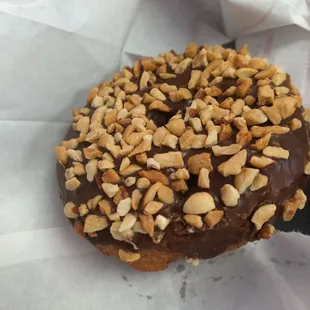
[251, 204, 276, 230]
[204, 210, 224, 228]
[220, 184, 240, 207]
[218, 150, 247, 177]
[58, 42, 308, 252]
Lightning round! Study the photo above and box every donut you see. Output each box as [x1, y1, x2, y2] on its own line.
[56, 42, 310, 271]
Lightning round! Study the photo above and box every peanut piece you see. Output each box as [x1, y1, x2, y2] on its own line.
[175, 58, 192, 74]
[132, 221, 147, 234]
[185, 42, 198, 58]
[252, 133, 271, 150]
[235, 68, 257, 78]
[183, 215, 203, 229]
[118, 249, 141, 263]
[116, 197, 132, 216]
[251, 204, 276, 230]
[258, 223, 275, 240]
[189, 117, 202, 132]
[263, 146, 289, 159]
[172, 179, 188, 192]
[78, 204, 89, 216]
[198, 168, 210, 189]
[236, 128, 252, 147]
[131, 189, 142, 211]
[255, 65, 278, 79]
[55, 146, 68, 166]
[139, 170, 169, 185]
[273, 96, 297, 119]
[219, 124, 233, 141]
[153, 126, 169, 146]
[154, 152, 184, 168]
[289, 118, 302, 131]
[302, 108, 310, 122]
[136, 177, 151, 190]
[205, 121, 218, 147]
[99, 200, 112, 216]
[231, 99, 245, 116]
[143, 182, 162, 206]
[140, 71, 150, 90]
[233, 117, 247, 130]
[250, 125, 289, 138]
[188, 70, 202, 89]
[87, 195, 102, 210]
[64, 202, 79, 219]
[159, 83, 177, 93]
[65, 177, 81, 191]
[139, 214, 154, 237]
[220, 184, 240, 207]
[119, 214, 137, 232]
[283, 189, 307, 221]
[158, 185, 174, 204]
[242, 109, 267, 126]
[271, 73, 286, 86]
[257, 85, 274, 105]
[204, 210, 224, 228]
[235, 168, 259, 194]
[212, 144, 242, 156]
[175, 168, 190, 180]
[250, 173, 268, 191]
[144, 201, 164, 215]
[187, 153, 213, 175]
[155, 215, 170, 230]
[274, 86, 289, 96]
[236, 78, 252, 97]
[84, 215, 108, 233]
[250, 156, 275, 168]
[102, 183, 119, 198]
[166, 119, 186, 137]
[110, 221, 125, 241]
[67, 149, 83, 162]
[149, 100, 170, 112]
[192, 49, 208, 68]
[183, 192, 215, 214]
[218, 149, 247, 177]
[248, 57, 268, 70]
[159, 73, 177, 79]
[124, 177, 136, 187]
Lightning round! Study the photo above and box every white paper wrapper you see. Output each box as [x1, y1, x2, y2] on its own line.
[1, 1, 310, 309]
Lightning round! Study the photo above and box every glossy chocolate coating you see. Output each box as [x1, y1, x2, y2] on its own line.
[57, 68, 310, 259]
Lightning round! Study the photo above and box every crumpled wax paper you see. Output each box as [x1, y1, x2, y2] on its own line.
[1, 1, 310, 309]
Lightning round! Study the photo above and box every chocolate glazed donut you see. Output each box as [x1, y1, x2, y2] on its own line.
[56, 43, 310, 271]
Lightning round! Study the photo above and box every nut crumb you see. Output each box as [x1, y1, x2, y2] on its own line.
[119, 249, 141, 262]
[234, 168, 259, 194]
[250, 156, 275, 168]
[204, 210, 224, 228]
[212, 144, 241, 156]
[289, 118, 302, 131]
[251, 204, 276, 230]
[84, 214, 108, 233]
[250, 173, 268, 191]
[220, 184, 240, 207]
[183, 192, 215, 214]
[188, 153, 213, 175]
[218, 149, 247, 177]
[263, 146, 289, 159]
[55, 146, 68, 166]
[198, 168, 210, 189]
[184, 214, 203, 229]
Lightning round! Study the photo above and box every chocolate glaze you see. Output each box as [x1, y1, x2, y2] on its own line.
[57, 68, 310, 259]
